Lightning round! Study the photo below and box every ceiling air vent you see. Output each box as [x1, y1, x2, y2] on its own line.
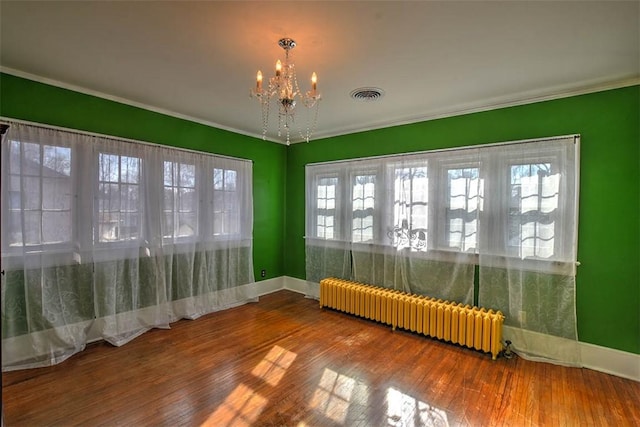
[350, 87, 385, 101]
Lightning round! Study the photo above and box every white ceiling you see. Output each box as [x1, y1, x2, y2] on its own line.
[1, 1, 638, 144]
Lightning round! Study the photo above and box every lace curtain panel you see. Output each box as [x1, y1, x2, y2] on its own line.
[1, 121, 254, 370]
[305, 136, 580, 365]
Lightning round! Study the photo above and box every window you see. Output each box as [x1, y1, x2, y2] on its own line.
[352, 174, 376, 243]
[391, 166, 428, 251]
[163, 161, 197, 238]
[316, 176, 338, 240]
[445, 166, 480, 252]
[213, 168, 239, 236]
[508, 162, 557, 258]
[6, 140, 72, 247]
[97, 153, 142, 242]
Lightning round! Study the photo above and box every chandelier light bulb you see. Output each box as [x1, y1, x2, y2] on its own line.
[275, 60, 282, 77]
[256, 70, 263, 90]
[311, 72, 317, 91]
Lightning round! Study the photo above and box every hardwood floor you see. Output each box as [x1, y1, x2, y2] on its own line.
[3, 290, 639, 426]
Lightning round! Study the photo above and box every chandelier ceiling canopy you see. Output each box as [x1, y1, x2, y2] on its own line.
[250, 38, 321, 145]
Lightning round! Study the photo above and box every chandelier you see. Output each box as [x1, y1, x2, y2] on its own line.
[250, 38, 321, 145]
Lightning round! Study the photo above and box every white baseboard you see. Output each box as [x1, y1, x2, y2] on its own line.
[251, 276, 319, 299]
[580, 341, 640, 382]
[283, 276, 320, 299]
[250, 276, 287, 298]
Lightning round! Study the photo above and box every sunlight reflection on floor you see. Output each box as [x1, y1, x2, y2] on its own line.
[387, 387, 450, 427]
[309, 368, 357, 424]
[251, 345, 297, 387]
[305, 367, 450, 427]
[202, 383, 267, 427]
[203, 347, 450, 427]
[202, 345, 298, 426]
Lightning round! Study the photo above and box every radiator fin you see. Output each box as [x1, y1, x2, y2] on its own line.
[319, 278, 504, 360]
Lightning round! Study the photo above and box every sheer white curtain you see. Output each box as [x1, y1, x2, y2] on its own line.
[1, 121, 254, 370]
[478, 137, 580, 365]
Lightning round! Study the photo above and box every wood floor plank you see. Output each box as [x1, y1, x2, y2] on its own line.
[3, 290, 640, 426]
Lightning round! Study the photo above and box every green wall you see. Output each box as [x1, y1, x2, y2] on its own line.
[286, 86, 640, 354]
[2, 73, 638, 354]
[0, 73, 287, 282]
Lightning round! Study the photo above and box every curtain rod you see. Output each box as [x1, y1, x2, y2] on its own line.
[306, 134, 580, 167]
[0, 116, 254, 164]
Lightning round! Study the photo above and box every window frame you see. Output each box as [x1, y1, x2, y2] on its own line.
[307, 170, 343, 242]
[385, 160, 430, 252]
[434, 156, 483, 254]
[1, 137, 75, 253]
[161, 158, 200, 242]
[501, 151, 565, 261]
[94, 149, 145, 247]
[210, 165, 243, 240]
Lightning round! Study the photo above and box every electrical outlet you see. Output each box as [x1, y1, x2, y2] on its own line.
[260, 269, 266, 278]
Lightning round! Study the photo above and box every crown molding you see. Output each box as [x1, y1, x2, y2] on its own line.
[0, 66, 283, 145]
[306, 76, 640, 143]
[2, 66, 637, 146]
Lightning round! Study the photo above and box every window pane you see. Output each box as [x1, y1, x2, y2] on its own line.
[352, 174, 375, 243]
[9, 191, 21, 210]
[23, 177, 41, 210]
[99, 183, 120, 211]
[99, 154, 119, 182]
[164, 161, 175, 186]
[163, 213, 174, 237]
[224, 170, 236, 191]
[316, 177, 338, 240]
[99, 212, 120, 241]
[8, 211, 23, 246]
[24, 211, 42, 245]
[177, 212, 196, 237]
[98, 153, 142, 242]
[212, 168, 238, 236]
[121, 156, 140, 184]
[179, 188, 195, 211]
[213, 168, 223, 190]
[42, 211, 71, 243]
[43, 145, 71, 176]
[42, 178, 71, 210]
[9, 140, 22, 173]
[445, 167, 479, 252]
[508, 163, 557, 258]
[164, 188, 175, 210]
[180, 164, 195, 187]
[392, 167, 428, 250]
[23, 143, 40, 165]
[120, 184, 139, 211]
[5, 141, 73, 246]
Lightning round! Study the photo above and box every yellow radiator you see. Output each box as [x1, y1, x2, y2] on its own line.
[319, 277, 505, 360]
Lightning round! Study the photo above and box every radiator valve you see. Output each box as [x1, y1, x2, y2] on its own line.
[503, 340, 514, 359]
